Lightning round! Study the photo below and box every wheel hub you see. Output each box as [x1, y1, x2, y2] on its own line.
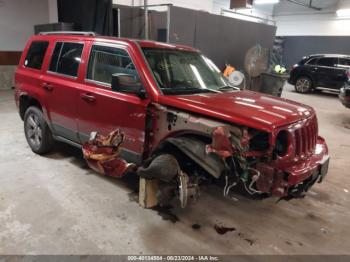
[296, 79, 310, 92]
[27, 115, 42, 148]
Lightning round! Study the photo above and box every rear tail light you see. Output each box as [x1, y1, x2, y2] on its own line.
[346, 69, 350, 79]
[291, 64, 298, 71]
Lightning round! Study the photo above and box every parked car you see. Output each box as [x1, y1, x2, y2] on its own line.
[14, 32, 329, 203]
[288, 54, 350, 93]
[339, 83, 350, 108]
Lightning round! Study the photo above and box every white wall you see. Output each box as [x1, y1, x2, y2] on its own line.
[48, 0, 58, 23]
[276, 14, 350, 36]
[113, 0, 213, 12]
[272, 0, 350, 36]
[114, 0, 275, 24]
[0, 0, 50, 51]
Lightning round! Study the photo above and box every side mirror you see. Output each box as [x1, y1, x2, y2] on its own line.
[111, 73, 146, 99]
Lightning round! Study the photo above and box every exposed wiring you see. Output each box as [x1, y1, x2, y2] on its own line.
[223, 157, 238, 197]
[223, 158, 264, 196]
[224, 175, 237, 197]
[242, 168, 264, 195]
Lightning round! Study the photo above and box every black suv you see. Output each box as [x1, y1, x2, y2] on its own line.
[288, 54, 350, 93]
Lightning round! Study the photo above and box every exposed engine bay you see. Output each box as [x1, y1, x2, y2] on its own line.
[82, 104, 329, 208]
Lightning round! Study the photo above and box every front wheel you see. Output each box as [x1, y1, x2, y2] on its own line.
[24, 106, 54, 154]
[295, 77, 312, 93]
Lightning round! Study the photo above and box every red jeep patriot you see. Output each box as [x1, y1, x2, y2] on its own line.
[14, 32, 330, 203]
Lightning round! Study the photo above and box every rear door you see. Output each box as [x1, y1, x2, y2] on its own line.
[76, 42, 150, 163]
[313, 57, 338, 89]
[41, 41, 85, 142]
[15, 40, 49, 113]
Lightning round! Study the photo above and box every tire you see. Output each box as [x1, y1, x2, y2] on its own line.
[137, 154, 180, 183]
[24, 106, 54, 154]
[295, 76, 312, 93]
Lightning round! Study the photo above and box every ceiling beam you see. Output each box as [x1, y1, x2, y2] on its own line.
[286, 0, 322, 11]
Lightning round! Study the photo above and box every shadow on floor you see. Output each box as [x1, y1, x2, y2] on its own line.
[43, 141, 140, 194]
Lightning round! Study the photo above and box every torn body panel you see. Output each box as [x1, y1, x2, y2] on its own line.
[146, 104, 245, 178]
[82, 130, 137, 177]
[146, 103, 330, 199]
[82, 103, 329, 202]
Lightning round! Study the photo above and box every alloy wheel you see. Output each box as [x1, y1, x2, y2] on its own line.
[26, 113, 43, 150]
[295, 78, 311, 93]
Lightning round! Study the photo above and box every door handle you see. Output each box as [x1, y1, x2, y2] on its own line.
[81, 93, 96, 103]
[42, 83, 54, 91]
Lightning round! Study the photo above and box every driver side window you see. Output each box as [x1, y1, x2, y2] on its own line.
[86, 45, 139, 85]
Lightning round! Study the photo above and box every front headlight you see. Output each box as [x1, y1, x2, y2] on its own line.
[274, 130, 289, 157]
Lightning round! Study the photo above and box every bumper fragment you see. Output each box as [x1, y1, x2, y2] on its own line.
[255, 136, 329, 197]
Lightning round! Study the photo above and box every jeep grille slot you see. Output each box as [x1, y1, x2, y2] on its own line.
[294, 116, 318, 157]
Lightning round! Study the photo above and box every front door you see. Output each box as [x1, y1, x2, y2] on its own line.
[76, 43, 149, 164]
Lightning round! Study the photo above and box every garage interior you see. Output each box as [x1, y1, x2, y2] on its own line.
[0, 0, 350, 258]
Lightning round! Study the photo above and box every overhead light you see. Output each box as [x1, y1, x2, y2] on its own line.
[255, 0, 279, 4]
[336, 8, 350, 17]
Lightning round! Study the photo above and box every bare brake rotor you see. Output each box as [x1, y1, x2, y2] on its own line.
[178, 171, 199, 208]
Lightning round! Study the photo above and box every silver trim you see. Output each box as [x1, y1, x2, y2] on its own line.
[117, 8, 121, 38]
[166, 5, 171, 43]
[315, 87, 340, 93]
[145, 0, 149, 40]
[39, 31, 96, 36]
[46, 70, 78, 80]
[85, 78, 111, 88]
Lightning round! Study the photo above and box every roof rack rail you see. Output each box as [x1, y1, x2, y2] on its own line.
[39, 31, 97, 36]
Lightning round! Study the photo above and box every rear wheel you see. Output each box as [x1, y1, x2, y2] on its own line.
[24, 106, 54, 154]
[295, 76, 312, 93]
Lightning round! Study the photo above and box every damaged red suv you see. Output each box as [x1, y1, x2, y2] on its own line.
[15, 32, 330, 205]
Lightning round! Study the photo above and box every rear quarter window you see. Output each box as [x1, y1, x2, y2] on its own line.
[306, 58, 318, 65]
[24, 41, 49, 70]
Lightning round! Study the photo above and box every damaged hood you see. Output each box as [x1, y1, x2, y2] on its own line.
[159, 90, 315, 132]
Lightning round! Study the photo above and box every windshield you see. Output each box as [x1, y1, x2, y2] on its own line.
[142, 48, 236, 95]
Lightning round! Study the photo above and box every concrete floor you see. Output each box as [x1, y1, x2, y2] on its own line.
[0, 84, 349, 255]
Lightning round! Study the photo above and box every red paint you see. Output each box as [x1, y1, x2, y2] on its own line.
[82, 130, 136, 177]
[206, 126, 234, 158]
[15, 34, 329, 196]
[159, 91, 315, 132]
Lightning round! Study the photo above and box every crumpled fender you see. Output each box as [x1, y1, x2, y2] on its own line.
[164, 136, 227, 178]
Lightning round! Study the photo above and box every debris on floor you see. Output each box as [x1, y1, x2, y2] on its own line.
[237, 232, 255, 246]
[151, 205, 179, 223]
[192, 224, 201, 230]
[320, 227, 328, 234]
[214, 224, 236, 235]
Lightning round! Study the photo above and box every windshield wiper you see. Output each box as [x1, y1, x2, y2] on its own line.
[162, 87, 218, 95]
[218, 85, 239, 91]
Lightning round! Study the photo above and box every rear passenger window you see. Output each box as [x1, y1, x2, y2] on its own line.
[49, 42, 83, 77]
[338, 58, 350, 68]
[317, 58, 336, 67]
[24, 41, 49, 70]
[86, 45, 138, 85]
